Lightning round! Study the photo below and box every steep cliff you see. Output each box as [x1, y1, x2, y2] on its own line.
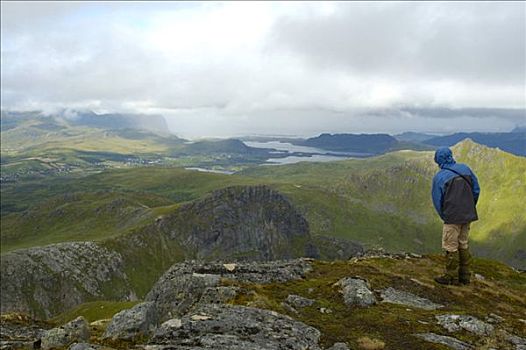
[158, 185, 317, 261]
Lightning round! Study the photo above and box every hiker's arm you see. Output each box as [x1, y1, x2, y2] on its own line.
[470, 170, 480, 205]
[431, 177, 444, 220]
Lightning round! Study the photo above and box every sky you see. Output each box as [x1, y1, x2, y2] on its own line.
[1, 1, 525, 138]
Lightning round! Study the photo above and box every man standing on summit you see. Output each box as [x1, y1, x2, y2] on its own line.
[432, 147, 480, 285]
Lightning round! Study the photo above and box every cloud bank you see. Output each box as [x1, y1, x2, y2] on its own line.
[1, 2, 524, 137]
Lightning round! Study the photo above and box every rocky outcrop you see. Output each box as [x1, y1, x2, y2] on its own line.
[312, 235, 364, 260]
[145, 259, 313, 321]
[0, 242, 135, 319]
[41, 316, 90, 350]
[334, 277, 376, 307]
[414, 333, 473, 350]
[0, 314, 50, 350]
[102, 302, 158, 341]
[159, 185, 318, 261]
[285, 295, 315, 308]
[436, 314, 494, 336]
[1, 255, 525, 350]
[380, 287, 443, 310]
[149, 304, 322, 350]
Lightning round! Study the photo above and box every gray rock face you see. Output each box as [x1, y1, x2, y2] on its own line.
[414, 333, 473, 350]
[0, 242, 134, 318]
[503, 331, 526, 349]
[159, 185, 318, 261]
[68, 343, 105, 350]
[103, 302, 158, 341]
[198, 287, 239, 305]
[41, 317, 90, 350]
[436, 314, 494, 336]
[285, 294, 315, 308]
[312, 235, 364, 260]
[326, 342, 350, 350]
[146, 259, 313, 320]
[335, 277, 377, 307]
[0, 316, 48, 350]
[149, 304, 321, 350]
[380, 287, 443, 310]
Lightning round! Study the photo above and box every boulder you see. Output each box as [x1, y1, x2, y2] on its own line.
[149, 304, 322, 350]
[380, 287, 443, 310]
[414, 333, 473, 350]
[146, 259, 313, 320]
[41, 317, 90, 350]
[436, 314, 494, 336]
[102, 302, 158, 341]
[68, 343, 105, 350]
[326, 342, 350, 350]
[285, 294, 315, 308]
[502, 331, 526, 349]
[334, 277, 376, 307]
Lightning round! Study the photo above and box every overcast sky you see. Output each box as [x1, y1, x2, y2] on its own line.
[1, 1, 525, 137]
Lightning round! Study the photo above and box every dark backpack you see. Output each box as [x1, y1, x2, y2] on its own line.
[442, 168, 478, 224]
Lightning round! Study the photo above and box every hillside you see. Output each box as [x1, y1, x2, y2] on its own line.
[0, 111, 271, 180]
[2, 140, 524, 270]
[1, 186, 328, 317]
[239, 139, 526, 268]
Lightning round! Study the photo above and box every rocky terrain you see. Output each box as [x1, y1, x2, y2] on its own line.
[1, 184, 524, 349]
[1, 186, 358, 319]
[1, 254, 525, 350]
[0, 242, 135, 318]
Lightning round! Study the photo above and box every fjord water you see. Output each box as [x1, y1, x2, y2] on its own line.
[244, 141, 370, 164]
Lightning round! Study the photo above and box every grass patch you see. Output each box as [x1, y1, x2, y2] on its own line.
[51, 301, 140, 325]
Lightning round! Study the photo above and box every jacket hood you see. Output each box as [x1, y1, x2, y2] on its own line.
[434, 147, 456, 168]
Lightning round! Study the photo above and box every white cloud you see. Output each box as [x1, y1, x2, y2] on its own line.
[1, 1, 524, 137]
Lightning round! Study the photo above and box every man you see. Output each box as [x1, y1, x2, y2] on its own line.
[432, 147, 480, 285]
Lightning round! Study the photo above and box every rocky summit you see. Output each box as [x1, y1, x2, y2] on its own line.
[1, 254, 525, 350]
[158, 185, 317, 261]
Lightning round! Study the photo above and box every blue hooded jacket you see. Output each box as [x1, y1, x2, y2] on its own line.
[431, 147, 480, 222]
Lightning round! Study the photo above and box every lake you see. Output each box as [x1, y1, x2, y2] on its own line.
[244, 141, 370, 164]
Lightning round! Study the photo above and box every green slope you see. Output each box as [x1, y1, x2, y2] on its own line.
[0, 191, 173, 253]
[241, 139, 526, 267]
[1, 139, 524, 270]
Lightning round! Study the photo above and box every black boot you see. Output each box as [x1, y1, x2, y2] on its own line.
[459, 248, 472, 285]
[434, 251, 459, 285]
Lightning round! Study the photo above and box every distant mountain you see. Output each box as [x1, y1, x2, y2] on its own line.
[59, 110, 170, 134]
[512, 126, 526, 133]
[182, 139, 263, 155]
[394, 132, 436, 143]
[1, 110, 170, 134]
[299, 133, 398, 154]
[424, 132, 526, 156]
